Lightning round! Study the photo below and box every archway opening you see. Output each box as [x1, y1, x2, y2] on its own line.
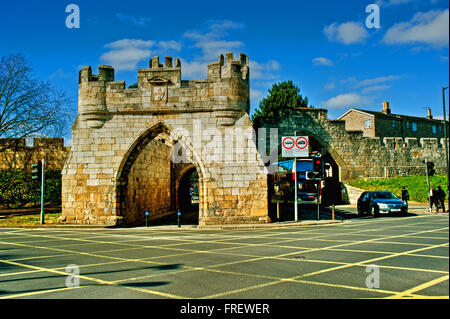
[115, 122, 204, 227]
[268, 134, 345, 221]
[176, 166, 199, 225]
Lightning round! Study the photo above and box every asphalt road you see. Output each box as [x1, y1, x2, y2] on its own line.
[0, 209, 448, 303]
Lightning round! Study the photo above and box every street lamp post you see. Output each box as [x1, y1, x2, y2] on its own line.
[443, 87, 449, 212]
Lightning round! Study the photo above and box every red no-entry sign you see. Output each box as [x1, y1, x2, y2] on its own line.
[282, 136, 309, 157]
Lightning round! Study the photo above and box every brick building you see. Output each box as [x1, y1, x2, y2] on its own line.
[338, 101, 446, 140]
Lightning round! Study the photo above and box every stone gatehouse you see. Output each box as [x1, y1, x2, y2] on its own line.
[60, 53, 269, 226]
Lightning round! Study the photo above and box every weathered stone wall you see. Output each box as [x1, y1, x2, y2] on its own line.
[0, 138, 69, 171]
[255, 107, 448, 182]
[60, 53, 268, 226]
[126, 136, 172, 225]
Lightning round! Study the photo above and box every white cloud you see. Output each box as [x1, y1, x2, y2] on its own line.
[105, 39, 155, 50]
[181, 20, 281, 82]
[101, 48, 153, 71]
[383, 9, 449, 48]
[361, 84, 392, 94]
[157, 40, 182, 51]
[312, 57, 334, 66]
[250, 60, 281, 80]
[101, 39, 184, 71]
[322, 93, 372, 109]
[101, 39, 155, 71]
[355, 75, 401, 87]
[116, 13, 152, 27]
[184, 20, 245, 61]
[323, 21, 369, 44]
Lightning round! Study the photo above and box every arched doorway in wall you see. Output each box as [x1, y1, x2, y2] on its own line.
[115, 121, 205, 227]
[175, 165, 200, 225]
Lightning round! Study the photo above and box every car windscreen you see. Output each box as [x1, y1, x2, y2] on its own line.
[371, 192, 398, 199]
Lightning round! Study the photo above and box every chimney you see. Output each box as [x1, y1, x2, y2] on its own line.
[427, 107, 433, 119]
[382, 101, 391, 114]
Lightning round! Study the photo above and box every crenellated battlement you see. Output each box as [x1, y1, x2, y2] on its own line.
[382, 137, 445, 149]
[207, 52, 249, 81]
[77, 53, 250, 129]
[79, 65, 115, 83]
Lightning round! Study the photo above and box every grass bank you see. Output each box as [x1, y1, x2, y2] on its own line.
[0, 212, 61, 227]
[347, 175, 448, 203]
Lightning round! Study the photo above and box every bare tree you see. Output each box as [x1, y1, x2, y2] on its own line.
[0, 53, 71, 153]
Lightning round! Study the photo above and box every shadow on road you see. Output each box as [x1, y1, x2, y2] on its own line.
[149, 204, 199, 227]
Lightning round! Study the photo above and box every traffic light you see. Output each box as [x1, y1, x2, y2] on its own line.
[31, 161, 42, 182]
[427, 162, 435, 176]
[313, 156, 324, 179]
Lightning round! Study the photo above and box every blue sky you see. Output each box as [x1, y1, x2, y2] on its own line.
[1, 0, 448, 143]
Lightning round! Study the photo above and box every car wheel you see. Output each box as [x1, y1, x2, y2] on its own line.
[371, 205, 380, 217]
[357, 206, 364, 216]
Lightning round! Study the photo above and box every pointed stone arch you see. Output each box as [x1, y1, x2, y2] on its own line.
[114, 120, 207, 226]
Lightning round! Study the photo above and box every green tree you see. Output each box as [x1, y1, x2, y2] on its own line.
[251, 80, 312, 121]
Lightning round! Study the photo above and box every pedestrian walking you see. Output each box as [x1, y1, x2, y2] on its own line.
[430, 187, 438, 212]
[401, 186, 409, 206]
[436, 186, 446, 213]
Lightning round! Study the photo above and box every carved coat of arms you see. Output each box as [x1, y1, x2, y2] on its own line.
[153, 86, 166, 101]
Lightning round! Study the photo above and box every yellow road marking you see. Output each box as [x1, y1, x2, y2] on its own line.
[0, 258, 185, 299]
[200, 227, 449, 299]
[386, 274, 449, 299]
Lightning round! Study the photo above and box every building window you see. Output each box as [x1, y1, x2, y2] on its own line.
[432, 125, 437, 134]
[364, 119, 372, 128]
[406, 121, 410, 129]
[392, 120, 396, 128]
[439, 125, 442, 132]
[412, 123, 417, 132]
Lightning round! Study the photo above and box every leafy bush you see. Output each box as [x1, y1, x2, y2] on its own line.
[348, 175, 448, 203]
[0, 169, 61, 208]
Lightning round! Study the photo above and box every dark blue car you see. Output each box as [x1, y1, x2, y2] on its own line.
[357, 191, 408, 217]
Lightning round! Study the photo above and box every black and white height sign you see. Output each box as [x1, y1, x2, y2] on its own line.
[282, 136, 309, 158]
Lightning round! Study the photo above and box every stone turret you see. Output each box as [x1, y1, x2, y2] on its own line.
[78, 65, 115, 128]
[207, 52, 249, 82]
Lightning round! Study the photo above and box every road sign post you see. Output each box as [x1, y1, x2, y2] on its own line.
[317, 181, 320, 221]
[40, 159, 45, 225]
[294, 158, 298, 221]
[282, 135, 309, 222]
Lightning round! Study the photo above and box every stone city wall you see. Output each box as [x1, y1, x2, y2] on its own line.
[255, 108, 448, 182]
[0, 138, 70, 171]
